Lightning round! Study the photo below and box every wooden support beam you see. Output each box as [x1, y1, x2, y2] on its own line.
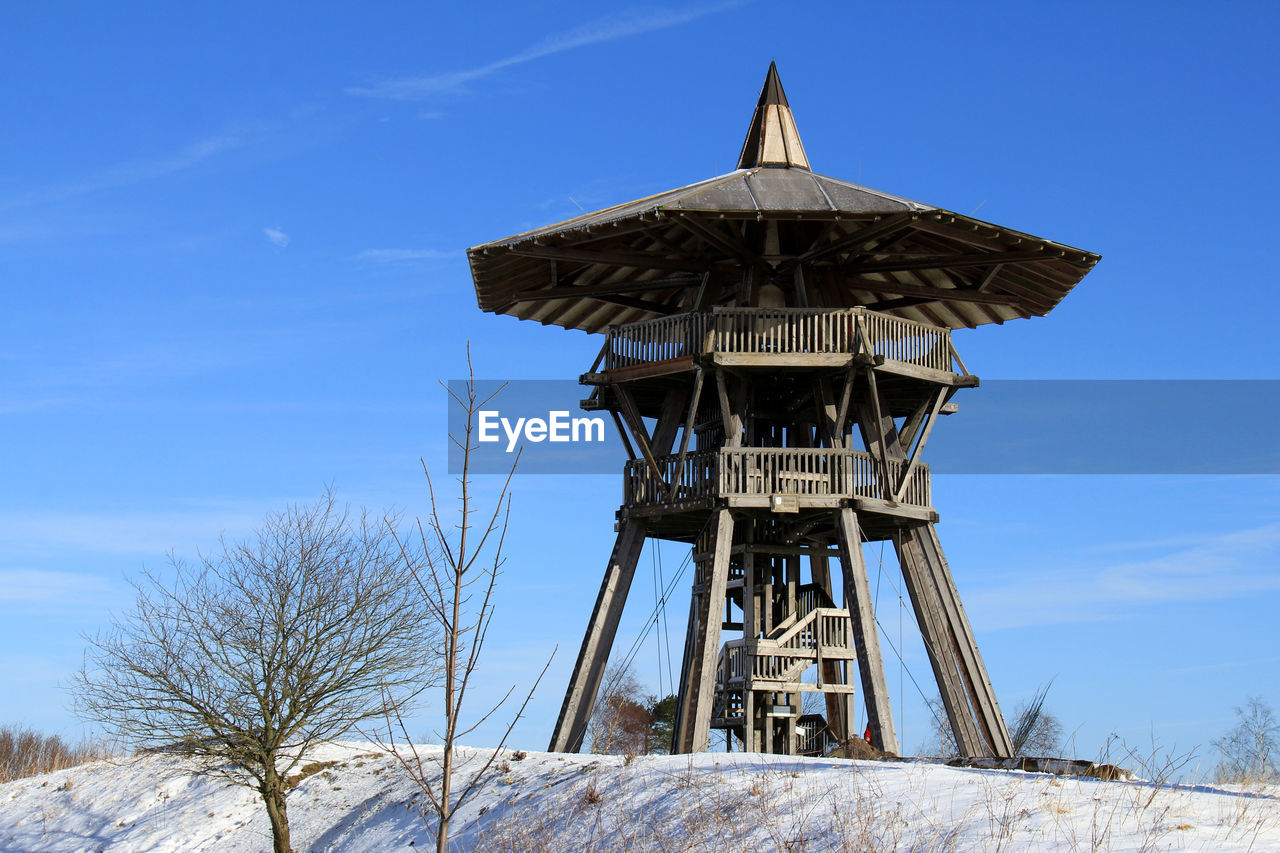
[847, 278, 1022, 307]
[835, 508, 899, 755]
[651, 388, 687, 452]
[800, 213, 917, 263]
[715, 369, 744, 448]
[666, 368, 705, 502]
[897, 394, 932, 451]
[675, 509, 736, 753]
[864, 367, 895, 504]
[607, 409, 636, 461]
[675, 213, 761, 266]
[692, 271, 714, 310]
[792, 263, 811, 308]
[510, 274, 701, 303]
[848, 249, 1053, 275]
[894, 387, 948, 503]
[549, 520, 648, 752]
[671, 577, 702, 753]
[614, 384, 667, 487]
[901, 525, 1013, 757]
[508, 244, 711, 273]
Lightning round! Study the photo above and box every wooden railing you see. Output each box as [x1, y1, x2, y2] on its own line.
[623, 449, 718, 506]
[717, 607, 854, 690]
[624, 447, 930, 509]
[604, 313, 710, 369]
[721, 447, 850, 498]
[796, 720, 835, 756]
[603, 307, 959, 374]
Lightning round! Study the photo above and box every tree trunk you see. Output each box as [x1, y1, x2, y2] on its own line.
[435, 740, 453, 853]
[435, 813, 450, 853]
[261, 765, 292, 853]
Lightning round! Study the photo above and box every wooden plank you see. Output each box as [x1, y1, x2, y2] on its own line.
[671, 576, 703, 753]
[692, 271, 715, 310]
[849, 249, 1053, 275]
[666, 367, 705, 502]
[800, 213, 917, 263]
[894, 388, 948, 503]
[852, 497, 937, 521]
[748, 681, 857, 693]
[864, 367, 895, 503]
[835, 508, 899, 754]
[907, 525, 1013, 757]
[712, 352, 855, 368]
[678, 510, 736, 753]
[582, 357, 698, 385]
[675, 213, 761, 266]
[508, 244, 711, 273]
[847, 278, 1022, 307]
[614, 384, 667, 488]
[893, 530, 986, 757]
[873, 359, 977, 386]
[510, 274, 702, 303]
[714, 369, 744, 448]
[607, 410, 636, 461]
[549, 520, 648, 752]
[728, 496, 847, 509]
[734, 543, 839, 558]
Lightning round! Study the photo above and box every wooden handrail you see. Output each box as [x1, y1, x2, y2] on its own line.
[623, 447, 930, 509]
[604, 307, 961, 374]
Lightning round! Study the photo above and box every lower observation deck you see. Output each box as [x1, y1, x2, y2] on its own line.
[621, 447, 934, 541]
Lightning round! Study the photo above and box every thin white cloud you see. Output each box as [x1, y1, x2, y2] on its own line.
[966, 521, 1280, 630]
[0, 569, 114, 605]
[356, 248, 452, 262]
[0, 127, 255, 212]
[264, 227, 290, 248]
[346, 3, 742, 100]
[1164, 655, 1280, 676]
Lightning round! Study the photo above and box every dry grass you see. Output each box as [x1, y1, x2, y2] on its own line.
[0, 725, 114, 783]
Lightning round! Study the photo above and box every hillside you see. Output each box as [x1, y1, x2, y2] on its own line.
[1, 743, 1277, 851]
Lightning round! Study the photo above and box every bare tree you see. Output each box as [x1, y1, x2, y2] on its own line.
[1213, 696, 1280, 784]
[73, 493, 433, 853]
[923, 683, 1062, 759]
[922, 694, 960, 759]
[587, 663, 652, 757]
[381, 361, 552, 853]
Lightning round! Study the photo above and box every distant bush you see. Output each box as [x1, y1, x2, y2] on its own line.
[0, 725, 113, 783]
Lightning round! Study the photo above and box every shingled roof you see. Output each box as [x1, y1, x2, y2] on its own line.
[468, 65, 1099, 334]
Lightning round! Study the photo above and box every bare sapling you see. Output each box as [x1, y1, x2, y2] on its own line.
[382, 355, 553, 853]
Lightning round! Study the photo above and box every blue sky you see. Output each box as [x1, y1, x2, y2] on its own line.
[3, 1, 1279, 763]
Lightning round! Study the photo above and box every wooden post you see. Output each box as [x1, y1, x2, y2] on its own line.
[855, 388, 1011, 759]
[896, 525, 1013, 757]
[674, 508, 735, 753]
[835, 508, 899, 755]
[548, 519, 648, 752]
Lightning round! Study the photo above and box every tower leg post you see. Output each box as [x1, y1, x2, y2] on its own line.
[835, 508, 899, 755]
[673, 508, 735, 753]
[895, 524, 1013, 757]
[548, 520, 647, 753]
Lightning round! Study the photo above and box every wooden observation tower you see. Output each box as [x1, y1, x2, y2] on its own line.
[467, 65, 1099, 758]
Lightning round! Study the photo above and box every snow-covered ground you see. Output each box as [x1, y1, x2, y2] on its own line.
[1, 742, 1277, 852]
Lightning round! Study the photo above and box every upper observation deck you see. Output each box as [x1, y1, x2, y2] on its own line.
[584, 307, 976, 388]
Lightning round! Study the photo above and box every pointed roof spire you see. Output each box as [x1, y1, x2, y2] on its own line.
[736, 62, 810, 170]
